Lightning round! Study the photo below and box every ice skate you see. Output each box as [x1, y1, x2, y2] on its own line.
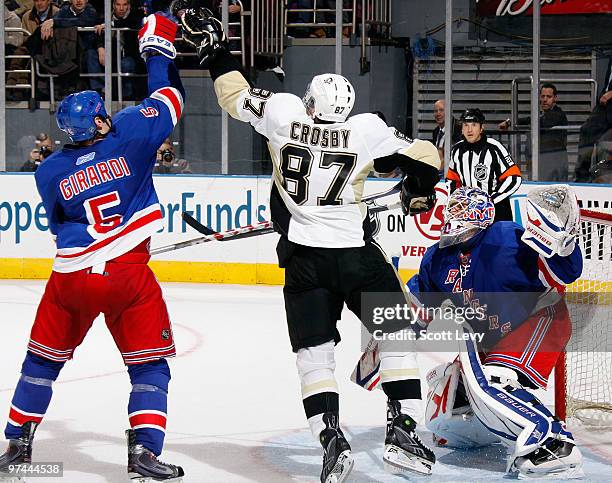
[126, 430, 184, 482]
[0, 422, 38, 482]
[383, 400, 435, 476]
[319, 413, 354, 483]
[512, 438, 584, 480]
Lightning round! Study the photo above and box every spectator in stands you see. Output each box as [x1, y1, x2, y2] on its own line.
[6, 1, 34, 18]
[40, 0, 103, 93]
[95, 0, 144, 100]
[20, 133, 54, 172]
[286, 1, 351, 38]
[4, 6, 24, 56]
[432, 99, 462, 164]
[22, 0, 59, 34]
[574, 57, 612, 182]
[154, 139, 192, 174]
[499, 82, 568, 181]
[7, 0, 60, 99]
[213, 0, 243, 52]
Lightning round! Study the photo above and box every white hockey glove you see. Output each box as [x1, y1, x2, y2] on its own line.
[521, 185, 580, 258]
[138, 13, 178, 60]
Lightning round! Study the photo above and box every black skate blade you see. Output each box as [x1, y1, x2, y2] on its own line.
[324, 450, 354, 483]
[383, 444, 433, 476]
[128, 472, 183, 483]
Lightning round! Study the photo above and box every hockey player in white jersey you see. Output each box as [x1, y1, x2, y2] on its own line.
[175, 6, 441, 482]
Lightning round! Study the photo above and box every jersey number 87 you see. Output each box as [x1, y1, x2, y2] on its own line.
[279, 144, 357, 206]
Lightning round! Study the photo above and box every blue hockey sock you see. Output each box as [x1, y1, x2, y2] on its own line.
[5, 353, 64, 440]
[127, 359, 171, 456]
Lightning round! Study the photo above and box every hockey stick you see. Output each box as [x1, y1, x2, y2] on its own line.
[182, 211, 216, 236]
[179, 198, 401, 241]
[152, 200, 402, 255]
[363, 180, 402, 202]
[149, 220, 275, 255]
[368, 201, 402, 214]
[180, 182, 403, 238]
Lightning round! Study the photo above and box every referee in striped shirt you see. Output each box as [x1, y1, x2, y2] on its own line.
[447, 108, 522, 221]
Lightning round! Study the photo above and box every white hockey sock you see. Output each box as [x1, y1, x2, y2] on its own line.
[308, 413, 326, 440]
[398, 398, 423, 423]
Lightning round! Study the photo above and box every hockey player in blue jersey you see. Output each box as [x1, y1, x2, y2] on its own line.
[0, 12, 185, 482]
[410, 186, 584, 479]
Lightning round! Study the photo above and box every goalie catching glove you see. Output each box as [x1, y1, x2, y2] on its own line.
[521, 184, 580, 258]
[138, 13, 178, 59]
[179, 7, 228, 68]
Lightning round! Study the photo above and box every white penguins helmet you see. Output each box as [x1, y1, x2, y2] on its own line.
[303, 74, 355, 123]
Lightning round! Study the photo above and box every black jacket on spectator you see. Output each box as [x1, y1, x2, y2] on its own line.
[35, 27, 79, 75]
[575, 58, 612, 181]
[54, 4, 100, 51]
[96, 7, 144, 60]
[432, 118, 462, 149]
[517, 105, 568, 154]
[517, 105, 569, 181]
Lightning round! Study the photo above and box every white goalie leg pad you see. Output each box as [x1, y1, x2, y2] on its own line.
[457, 324, 557, 461]
[296, 341, 339, 438]
[425, 361, 498, 449]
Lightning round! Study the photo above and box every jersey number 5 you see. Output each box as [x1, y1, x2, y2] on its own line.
[84, 191, 123, 238]
[279, 144, 357, 206]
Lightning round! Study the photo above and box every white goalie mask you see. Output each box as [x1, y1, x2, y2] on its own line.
[440, 187, 495, 248]
[303, 74, 355, 123]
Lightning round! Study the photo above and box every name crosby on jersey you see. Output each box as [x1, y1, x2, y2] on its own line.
[290, 121, 351, 149]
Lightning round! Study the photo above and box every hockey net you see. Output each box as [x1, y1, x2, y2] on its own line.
[555, 208, 612, 426]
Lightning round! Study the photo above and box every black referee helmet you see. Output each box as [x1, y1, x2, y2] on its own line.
[460, 108, 485, 124]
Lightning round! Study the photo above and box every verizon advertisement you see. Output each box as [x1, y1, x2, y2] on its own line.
[476, 0, 612, 16]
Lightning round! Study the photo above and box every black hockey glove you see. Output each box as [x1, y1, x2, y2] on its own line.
[178, 6, 228, 68]
[400, 174, 437, 216]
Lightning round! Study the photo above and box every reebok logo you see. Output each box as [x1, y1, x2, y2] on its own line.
[76, 152, 95, 166]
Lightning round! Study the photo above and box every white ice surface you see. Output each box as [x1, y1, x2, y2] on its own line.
[1, 281, 611, 482]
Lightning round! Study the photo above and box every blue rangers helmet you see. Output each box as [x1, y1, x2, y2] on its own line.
[56, 91, 107, 143]
[440, 187, 495, 248]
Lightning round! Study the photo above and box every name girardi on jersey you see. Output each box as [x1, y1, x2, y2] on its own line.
[290, 121, 351, 149]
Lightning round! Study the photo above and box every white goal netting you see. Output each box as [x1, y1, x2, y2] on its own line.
[561, 209, 612, 426]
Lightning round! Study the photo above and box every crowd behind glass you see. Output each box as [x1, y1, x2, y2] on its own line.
[3, 0, 611, 182]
